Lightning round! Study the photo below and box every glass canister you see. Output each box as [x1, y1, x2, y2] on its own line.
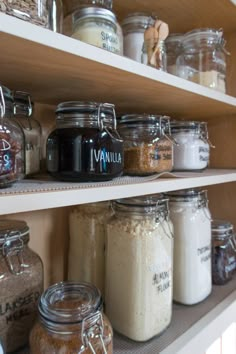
[170, 120, 212, 171]
[105, 195, 173, 341]
[47, 101, 123, 182]
[0, 220, 43, 353]
[13, 91, 41, 177]
[166, 189, 212, 305]
[0, 84, 24, 187]
[122, 12, 156, 62]
[165, 33, 183, 76]
[71, 7, 123, 55]
[68, 201, 112, 297]
[212, 220, 236, 285]
[142, 39, 167, 71]
[177, 28, 228, 93]
[30, 281, 113, 353]
[118, 114, 173, 175]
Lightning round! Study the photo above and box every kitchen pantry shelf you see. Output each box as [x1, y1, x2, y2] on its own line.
[1, 169, 236, 215]
[1, 12, 236, 118]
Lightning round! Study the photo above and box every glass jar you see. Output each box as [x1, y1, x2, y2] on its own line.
[30, 281, 113, 353]
[142, 39, 167, 71]
[13, 91, 41, 177]
[122, 12, 156, 62]
[165, 33, 183, 76]
[166, 189, 212, 305]
[68, 201, 112, 297]
[0, 219, 43, 352]
[106, 195, 173, 341]
[177, 28, 228, 93]
[118, 114, 173, 175]
[212, 220, 236, 285]
[71, 7, 123, 55]
[46, 101, 123, 182]
[170, 120, 212, 171]
[0, 84, 24, 187]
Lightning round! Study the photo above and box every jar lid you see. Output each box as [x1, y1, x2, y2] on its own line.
[0, 220, 29, 245]
[165, 33, 184, 44]
[121, 12, 156, 28]
[73, 6, 117, 24]
[166, 189, 207, 202]
[170, 120, 206, 133]
[114, 194, 169, 214]
[119, 114, 170, 127]
[212, 219, 234, 234]
[56, 101, 114, 115]
[0, 84, 13, 117]
[13, 91, 33, 117]
[182, 28, 223, 46]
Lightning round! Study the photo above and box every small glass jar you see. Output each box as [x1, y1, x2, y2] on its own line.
[0, 84, 24, 187]
[0, 219, 43, 352]
[122, 12, 156, 62]
[46, 101, 123, 182]
[118, 114, 173, 175]
[142, 39, 167, 71]
[166, 189, 212, 305]
[30, 281, 113, 353]
[72, 7, 123, 55]
[177, 28, 228, 93]
[68, 201, 112, 297]
[171, 120, 212, 171]
[212, 220, 236, 285]
[106, 195, 173, 341]
[13, 91, 41, 177]
[165, 33, 183, 76]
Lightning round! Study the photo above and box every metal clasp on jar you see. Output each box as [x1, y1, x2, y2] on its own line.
[13, 91, 33, 130]
[160, 116, 179, 146]
[81, 311, 107, 354]
[200, 122, 215, 148]
[196, 190, 212, 221]
[155, 199, 174, 239]
[97, 103, 123, 142]
[2, 231, 28, 275]
[0, 86, 6, 119]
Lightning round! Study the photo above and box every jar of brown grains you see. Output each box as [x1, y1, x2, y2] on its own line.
[0, 220, 43, 353]
[30, 281, 113, 354]
[118, 114, 174, 175]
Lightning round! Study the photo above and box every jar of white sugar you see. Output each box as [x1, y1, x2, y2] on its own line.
[105, 195, 173, 341]
[166, 189, 212, 305]
[122, 13, 156, 62]
[171, 120, 212, 171]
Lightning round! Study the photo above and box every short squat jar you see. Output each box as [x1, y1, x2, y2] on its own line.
[212, 220, 236, 285]
[106, 195, 173, 341]
[177, 28, 228, 93]
[46, 101, 123, 182]
[118, 114, 173, 175]
[0, 84, 24, 187]
[72, 7, 123, 55]
[0, 220, 43, 353]
[122, 12, 156, 62]
[142, 39, 167, 71]
[167, 189, 212, 305]
[171, 120, 211, 171]
[30, 281, 113, 353]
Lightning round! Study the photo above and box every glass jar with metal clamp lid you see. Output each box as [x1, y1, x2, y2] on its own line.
[0, 220, 43, 352]
[0, 84, 25, 187]
[105, 194, 173, 341]
[46, 101, 123, 181]
[29, 281, 113, 353]
[118, 114, 174, 175]
[13, 91, 41, 177]
[212, 220, 236, 285]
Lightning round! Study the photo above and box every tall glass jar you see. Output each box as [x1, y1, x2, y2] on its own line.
[71, 7, 123, 55]
[106, 195, 173, 341]
[118, 114, 173, 175]
[13, 91, 41, 177]
[177, 28, 228, 93]
[68, 201, 112, 297]
[122, 13, 156, 62]
[212, 220, 236, 285]
[165, 33, 183, 76]
[170, 120, 212, 171]
[0, 220, 43, 353]
[46, 101, 123, 182]
[166, 189, 212, 305]
[0, 84, 24, 187]
[30, 281, 113, 353]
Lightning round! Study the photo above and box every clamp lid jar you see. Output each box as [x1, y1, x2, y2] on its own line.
[29, 281, 113, 353]
[46, 101, 123, 182]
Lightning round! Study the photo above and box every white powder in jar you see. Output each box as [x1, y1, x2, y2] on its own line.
[123, 31, 144, 62]
[105, 215, 173, 341]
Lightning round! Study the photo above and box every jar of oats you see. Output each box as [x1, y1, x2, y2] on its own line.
[118, 114, 174, 175]
[105, 195, 173, 341]
[0, 220, 43, 353]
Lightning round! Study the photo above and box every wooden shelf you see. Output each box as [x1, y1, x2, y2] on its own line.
[1, 13, 236, 119]
[1, 169, 236, 215]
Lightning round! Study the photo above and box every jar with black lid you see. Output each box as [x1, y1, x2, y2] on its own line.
[46, 101, 123, 182]
[0, 84, 25, 187]
[212, 220, 236, 285]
